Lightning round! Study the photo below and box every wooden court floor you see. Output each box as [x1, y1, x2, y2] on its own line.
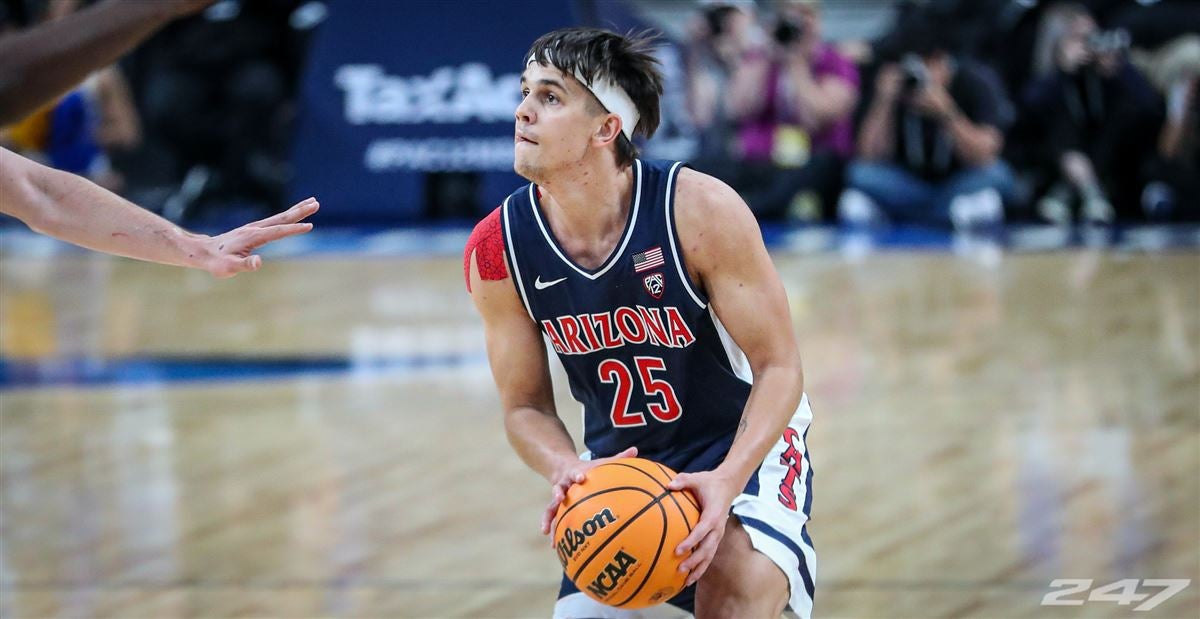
[0, 246, 1197, 618]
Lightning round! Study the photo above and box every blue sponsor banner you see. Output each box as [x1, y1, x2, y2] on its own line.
[290, 0, 577, 223]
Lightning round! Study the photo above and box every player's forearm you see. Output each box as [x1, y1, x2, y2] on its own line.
[22, 165, 210, 269]
[717, 363, 804, 485]
[504, 407, 580, 482]
[0, 0, 175, 124]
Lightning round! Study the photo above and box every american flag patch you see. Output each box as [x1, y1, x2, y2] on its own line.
[632, 247, 665, 273]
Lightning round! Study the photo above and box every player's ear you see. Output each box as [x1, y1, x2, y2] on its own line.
[593, 113, 623, 148]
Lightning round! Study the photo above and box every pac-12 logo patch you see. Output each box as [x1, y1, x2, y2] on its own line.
[642, 272, 664, 299]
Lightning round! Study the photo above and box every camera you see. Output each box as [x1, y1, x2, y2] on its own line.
[773, 17, 806, 46]
[900, 53, 928, 94]
[1086, 29, 1130, 55]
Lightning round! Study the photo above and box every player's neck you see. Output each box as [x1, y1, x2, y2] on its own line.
[538, 160, 635, 241]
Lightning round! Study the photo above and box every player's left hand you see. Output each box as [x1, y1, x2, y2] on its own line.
[199, 197, 319, 278]
[668, 467, 742, 587]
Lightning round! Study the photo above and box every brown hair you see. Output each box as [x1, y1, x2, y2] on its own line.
[526, 27, 664, 167]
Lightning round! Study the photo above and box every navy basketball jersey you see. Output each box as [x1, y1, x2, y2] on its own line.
[502, 159, 752, 473]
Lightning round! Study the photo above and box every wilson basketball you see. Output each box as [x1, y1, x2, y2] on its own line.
[551, 457, 701, 609]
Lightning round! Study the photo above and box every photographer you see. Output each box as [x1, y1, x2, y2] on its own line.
[1135, 35, 1199, 218]
[694, 0, 858, 221]
[684, 3, 757, 171]
[1022, 3, 1162, 224]
[841, 19, 1015, 229]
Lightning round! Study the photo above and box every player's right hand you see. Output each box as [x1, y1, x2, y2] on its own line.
[540, 446, 638, 537]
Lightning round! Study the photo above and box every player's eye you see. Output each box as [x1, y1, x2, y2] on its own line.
[546, 93, 559, 104]
[520, 88, 530, 98]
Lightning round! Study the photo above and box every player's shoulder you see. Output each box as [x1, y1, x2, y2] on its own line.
[463, 206, 508, 293]
[673, 167, 758, 237]
[671, 167, 765, 277]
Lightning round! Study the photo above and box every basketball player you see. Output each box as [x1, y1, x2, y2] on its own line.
[465, 28, 815, 618]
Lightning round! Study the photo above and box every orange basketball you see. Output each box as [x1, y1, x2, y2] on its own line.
[551, 457, 701, 609]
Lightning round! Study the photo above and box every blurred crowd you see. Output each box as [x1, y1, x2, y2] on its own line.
[1, 0, 1197, 229]
[684, 0, 1200, 227]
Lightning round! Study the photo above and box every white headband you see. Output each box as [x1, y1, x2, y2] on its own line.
[527, 55, 640, 140]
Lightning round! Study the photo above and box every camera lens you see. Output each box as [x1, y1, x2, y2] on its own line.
[773, 18, 804, 45]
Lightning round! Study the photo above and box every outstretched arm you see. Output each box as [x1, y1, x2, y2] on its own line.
[1, 147, 317, 278]
[668, 169, 805, 586]
[0, 0, 215, 124]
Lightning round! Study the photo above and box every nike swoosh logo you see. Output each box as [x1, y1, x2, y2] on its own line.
[534, 276, 568, 290]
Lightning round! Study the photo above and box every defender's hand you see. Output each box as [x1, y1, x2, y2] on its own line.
[541, 446, 638, 537]
[668, 467, 742, 586]
[200, 197, 318, 278]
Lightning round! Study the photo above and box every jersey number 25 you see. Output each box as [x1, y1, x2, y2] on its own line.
[597, 356, 682, 427]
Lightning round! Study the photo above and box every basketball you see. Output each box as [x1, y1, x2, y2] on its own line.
[551, 457, 701, 609]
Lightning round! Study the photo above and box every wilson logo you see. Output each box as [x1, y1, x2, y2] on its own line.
[556, 508, 617, 567]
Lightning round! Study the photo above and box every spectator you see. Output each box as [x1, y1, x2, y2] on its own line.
[684, 2, 754, 168]
[1133, 34, 1199, 218]
[681, 1, 753, 183]
[1022, 2, 1162, 224]
[686, 0, 859, 221]
[840, 18, 1015, 229]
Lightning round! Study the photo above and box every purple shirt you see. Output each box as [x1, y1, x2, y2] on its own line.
[739, 44, 859, 162]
